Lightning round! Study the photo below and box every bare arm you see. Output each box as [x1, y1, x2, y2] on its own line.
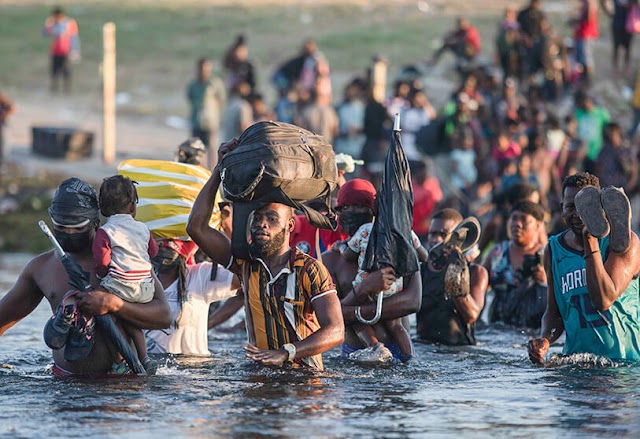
[293, 292, 345, 358]
[341, 247, 359, 264]
[208, 291, 244, 330]
[76, 273, 171, 329]
[0, 260, 44, 336]
[583, 232, 640, 311]
[452, 264, 488, 324]
[186, 145, 235, 266]
[342, 271, 422, 325]
[528, 243, 564, 364]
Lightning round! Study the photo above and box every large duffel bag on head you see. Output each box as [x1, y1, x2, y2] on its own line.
[220, 121, 338, 259]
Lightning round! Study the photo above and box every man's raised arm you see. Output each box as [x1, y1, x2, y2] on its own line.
[583, 232, 640, 311]
[186, 141, 237, 267]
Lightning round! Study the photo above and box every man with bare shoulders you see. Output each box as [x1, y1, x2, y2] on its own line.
[0, 178, 171, 376]
[528, 172, 640, 363]
[417, 209, 488, 345]
[321, 179, 422, 360]
[186, 140, 344, 370]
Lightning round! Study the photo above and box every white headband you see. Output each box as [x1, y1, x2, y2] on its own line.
[50, 217, 91, 229]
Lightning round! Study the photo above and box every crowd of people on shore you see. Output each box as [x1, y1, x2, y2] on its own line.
[1, 0, 640, 376]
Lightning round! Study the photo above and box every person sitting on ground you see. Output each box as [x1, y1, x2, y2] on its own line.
[321, 179, 422, 363]
[0, 177, 170, 377]
[484, 201, 548, 329]
[187, 140, 344, 370]
[429, 17, 482, 70]
[528, 172, 640, 363]
[145, 238, 242, 356]
[91, 175, 160, 373]
[340, 211, 428, 363]
[417, 209, 488, 345]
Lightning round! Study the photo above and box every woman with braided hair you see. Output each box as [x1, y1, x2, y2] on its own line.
[145, 239, 241, 356]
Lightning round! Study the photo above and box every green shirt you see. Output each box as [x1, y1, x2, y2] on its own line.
[574, 106, 611, 161]
[549, 232, 640, 361]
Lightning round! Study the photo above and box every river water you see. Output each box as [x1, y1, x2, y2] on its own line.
[1, 253, 639, 438]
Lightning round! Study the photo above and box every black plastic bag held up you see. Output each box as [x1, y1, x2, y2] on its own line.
[362, 116, 420, 279]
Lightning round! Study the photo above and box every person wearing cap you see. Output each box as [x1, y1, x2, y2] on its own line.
[187, 140, 344, 370]
[176, 137, 208, 167]
[417, 209, 488, 346]
[145, 238, 242, 356]
[0, 177, 170, 376]
[321, 179, 422, 361]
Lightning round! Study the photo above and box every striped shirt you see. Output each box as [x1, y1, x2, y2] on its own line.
[230, 248, 336, 370]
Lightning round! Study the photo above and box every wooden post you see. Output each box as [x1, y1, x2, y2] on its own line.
[371, 55, 387, 104]
[102, 22, 116, 164]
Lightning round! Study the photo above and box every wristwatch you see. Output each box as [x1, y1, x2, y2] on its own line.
[282, 343, 296, 362]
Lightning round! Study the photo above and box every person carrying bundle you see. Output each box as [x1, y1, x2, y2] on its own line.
[187, 122, 344, 370]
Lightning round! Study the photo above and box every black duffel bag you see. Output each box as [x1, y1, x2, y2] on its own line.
[220, 121, 338, 259]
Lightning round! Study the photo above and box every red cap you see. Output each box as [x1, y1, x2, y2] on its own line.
[336, 178, 376, 210]
[157, 239, 199, 265]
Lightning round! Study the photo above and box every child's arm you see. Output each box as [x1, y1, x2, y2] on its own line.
[92, 228, 112, 279]
[411, 231, 429, 262]
[416, 245, 429, 262]
[148, 235, 159, 258]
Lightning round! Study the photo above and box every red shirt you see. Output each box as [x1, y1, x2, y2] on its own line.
[411, 181, 437, 236]
[575, 1, 599, 39]
[289, 214, 347, 258]
[465, 26, 482, 54]
[43, 17, 79, 56]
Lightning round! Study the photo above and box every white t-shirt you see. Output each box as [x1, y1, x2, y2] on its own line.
[145, 262, 236, 356]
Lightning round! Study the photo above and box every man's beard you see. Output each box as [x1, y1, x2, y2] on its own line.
[250, 227, 287, 257]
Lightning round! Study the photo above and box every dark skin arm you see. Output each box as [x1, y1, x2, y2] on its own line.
[186, 140, 237, 266]
[208, 291, 244, 330]
[341, 269, 422, 325]
[244, 292, 345, 366]
[528, 243, 565, 364]
[452, 264, 488, 324]
[0, 259, 45, 336]
[582, 231, 640, 311]
[75, 273, 171, 329]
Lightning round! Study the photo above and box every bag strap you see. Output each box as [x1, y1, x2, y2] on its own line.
[230, 202, 259, 260]
[221, 165, 265, 201]
[278, 189, 337, 230]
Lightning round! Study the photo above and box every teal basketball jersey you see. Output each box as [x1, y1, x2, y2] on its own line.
[549, 232, 640, 360]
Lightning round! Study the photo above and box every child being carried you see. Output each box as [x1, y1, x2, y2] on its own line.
[341, 222, 427, 363]
[93, 175, 159, 374]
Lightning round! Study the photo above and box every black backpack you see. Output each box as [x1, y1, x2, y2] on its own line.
[220, 121, 338, 259]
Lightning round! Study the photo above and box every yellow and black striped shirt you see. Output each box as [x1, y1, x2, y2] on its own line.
[230, 248, 336, 370]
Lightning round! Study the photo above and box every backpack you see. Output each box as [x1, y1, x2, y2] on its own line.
[220, 121, 338, 259]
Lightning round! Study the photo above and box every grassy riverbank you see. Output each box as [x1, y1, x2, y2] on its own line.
[0, 165, 62, 253]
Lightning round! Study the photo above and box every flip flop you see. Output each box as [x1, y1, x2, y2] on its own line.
[601, 186, 632, 253]
[64, 315, 95, 362]
[43, 290, 78, 350]
[574, 186, 610, 238]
